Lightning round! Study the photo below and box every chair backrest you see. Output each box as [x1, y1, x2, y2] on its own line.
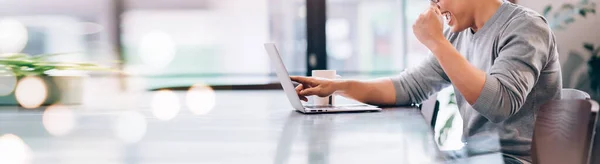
[532, 100, 594, 164]
[560, 88, 600, 164]
[589, 101, 600, 164]
[420, 94, 439, 128]
[562, 88, 591, 100]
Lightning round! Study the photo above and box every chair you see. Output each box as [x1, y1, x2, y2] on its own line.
[562, 88, 591, 100]
[560, 89, 599, 164]
[532, 100, 598, 164]
[419, 94, 439, 128]
[591, 101, 600, 164]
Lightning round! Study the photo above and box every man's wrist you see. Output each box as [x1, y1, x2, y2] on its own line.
[429, 39, 452, 57]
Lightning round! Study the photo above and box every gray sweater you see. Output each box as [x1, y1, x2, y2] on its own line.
[391, 2, 562, 162]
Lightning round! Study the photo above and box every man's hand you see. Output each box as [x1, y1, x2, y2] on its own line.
[413, 4, 446, 50]
[290, 76, 341, 102]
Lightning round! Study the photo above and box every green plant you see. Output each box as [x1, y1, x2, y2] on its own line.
[586, 43, 600, 93]
[543, 0, 596, 30]
[438, 112, 456, 145]
[544, 0, 598, 99]
[0, 53, 113, 77]
[437, 92, 457, 145]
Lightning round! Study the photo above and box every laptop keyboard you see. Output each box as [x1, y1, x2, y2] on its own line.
[304, 104, 373, 110]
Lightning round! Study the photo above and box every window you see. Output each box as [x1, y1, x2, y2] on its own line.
[0, 0, 120, 73]
[326, 0, 405, 74]
[326, 0, 431, 75]
[405, 0, 432, 68]
[0, 16, 93, 61]
[1, 0, 435, 89]
[122, 0, 307, 88]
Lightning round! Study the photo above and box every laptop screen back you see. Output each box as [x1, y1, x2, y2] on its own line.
[264, 43, 305, 111]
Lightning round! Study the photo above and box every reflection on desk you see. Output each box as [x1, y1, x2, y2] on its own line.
[273, 109, 441, 164]
[0, 89, 502, 164]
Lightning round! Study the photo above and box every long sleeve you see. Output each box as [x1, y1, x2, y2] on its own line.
[391, 56, 451, 105]
[471, 15, 553, 123]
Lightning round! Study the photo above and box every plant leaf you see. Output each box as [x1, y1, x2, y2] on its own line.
[437, 113, 456, 144]
[584, 43, 595, 52]
[0, 52, 114, 76]
[448, 92, 456, 105]
[443, 114, 455, 129]
[589, 56, 600, 91]
[543, 5, 553, 17]
[561, 4, 575, 10]
[580, 9, 588, 17]
[0, 59, 35, 67]
[565, 17, 576, 24]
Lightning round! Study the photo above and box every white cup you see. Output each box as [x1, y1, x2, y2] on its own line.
[311, 70, 340, 106]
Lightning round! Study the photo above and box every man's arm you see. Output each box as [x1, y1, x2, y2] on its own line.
[337, 55, 452, 106]
[291, 76, 397, 105]
[429, 42, 486, 105]
[292, 56, 451, 106]
[334, 78, 397, 105]
[413, 5, 487, 105]
[426, 17, 551, 123]
[413, 6, 552, 123]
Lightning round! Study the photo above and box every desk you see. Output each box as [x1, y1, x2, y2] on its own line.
[0, 88, 501, 164]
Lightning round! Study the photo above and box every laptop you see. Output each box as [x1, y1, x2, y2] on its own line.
[264, 43, 382, 113]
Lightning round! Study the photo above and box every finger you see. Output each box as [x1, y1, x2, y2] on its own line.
[290, 76, 315, 86]
[424, 7, 435, 16]
[415, 13, 424, 22]
[300, 96, 308, 102]
[420, 10, 428, 19]
[295, 84, 304, 93]
[431, 6, 441, 15]
[299, 87, 320, 97]
[295, 84, 308, 101]
[433, 4, 441, 11]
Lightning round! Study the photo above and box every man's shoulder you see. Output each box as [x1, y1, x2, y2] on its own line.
[493, 3, 553, 43]
[504, 3, 549, 30]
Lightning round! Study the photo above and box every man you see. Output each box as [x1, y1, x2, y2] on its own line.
[290, 0, 562, 163]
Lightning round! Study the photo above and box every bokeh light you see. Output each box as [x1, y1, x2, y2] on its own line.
[186, 83, 216, 115]
[42, 105, 75, 136]
[114, 111, 147, 144]
[0, 19, 28, 53]
[0, 66, 17, 96]
[0, 134, 33, 164]
[138, 31, 176, 69]
[151, 90, 181, 121]
[298, 5, 306, 18]
[15, 76, 48, 109]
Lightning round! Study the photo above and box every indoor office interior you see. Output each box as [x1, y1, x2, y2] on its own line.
[0, 0, 599, 163]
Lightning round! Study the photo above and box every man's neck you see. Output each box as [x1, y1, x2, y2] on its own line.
[470, 0, 504, 32]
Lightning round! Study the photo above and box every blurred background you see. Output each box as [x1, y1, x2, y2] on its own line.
[0, 0, 434, 90]
[0, 0, 598, 156]
[1, 0, 596, 98]
[0, 0, 597, 88]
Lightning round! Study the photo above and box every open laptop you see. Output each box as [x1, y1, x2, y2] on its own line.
[264, 43, 382, 113]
